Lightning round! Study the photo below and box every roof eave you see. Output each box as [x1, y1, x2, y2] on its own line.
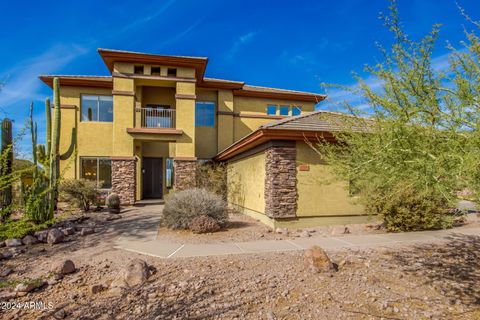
[38, 75, 113, 89]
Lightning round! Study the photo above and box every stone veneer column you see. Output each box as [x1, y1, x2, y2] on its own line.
[264, 145, 297, 218]
[111, 157, 136, 205]
[173, 158, 197, 191]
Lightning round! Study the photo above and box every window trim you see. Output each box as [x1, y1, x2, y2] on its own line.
[80, 94, 114, 123]
[195, 101, 216, 127]
[80, 156, 112, 189]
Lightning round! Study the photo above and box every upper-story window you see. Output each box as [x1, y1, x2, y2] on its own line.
[134, 65, 144, 74]
[81, 95, 113, 122]
[167, 68, 177, 77]
[279, 105, 289, 116]
[267, 105, 277, 116]
[195, 101, 215, 127]
[266, 104, 302, 116]
[292, 106, 302, 116]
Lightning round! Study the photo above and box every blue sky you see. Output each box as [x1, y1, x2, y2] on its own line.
[0, 0, 479, 158]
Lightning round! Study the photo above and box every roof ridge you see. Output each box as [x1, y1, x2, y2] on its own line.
[97, 48, 209, 60]
[242, 84, 326, 96]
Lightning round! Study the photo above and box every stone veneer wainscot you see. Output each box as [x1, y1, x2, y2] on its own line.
[264, 145, 297, 218]
[111, 157, 136, 205]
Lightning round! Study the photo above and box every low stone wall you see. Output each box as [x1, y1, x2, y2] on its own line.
[174, 159, 197, 191]
[264, 145, 297, 218]
[112, 158, 136, 205]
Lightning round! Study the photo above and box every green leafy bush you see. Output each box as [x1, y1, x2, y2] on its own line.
[364, 182, 453, 232]
[163, 188, 228, 230]
[59, 179, 99, 211]
[0, 219, 54, 241]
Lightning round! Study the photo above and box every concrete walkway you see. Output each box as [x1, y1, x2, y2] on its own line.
[113, 208, 480, 258]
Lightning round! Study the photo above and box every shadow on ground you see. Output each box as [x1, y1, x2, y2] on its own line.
[392, 233, 480, 306]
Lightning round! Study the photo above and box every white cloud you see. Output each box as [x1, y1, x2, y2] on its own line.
[0, 44, 88, 109]
[225, 31, 258, 60]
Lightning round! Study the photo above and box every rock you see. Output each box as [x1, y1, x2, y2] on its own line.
[34, 230, 49, 243]
[5, 239, 22, 247]
[53, 309, 66, 319]
[80, 228, 94, 236]
[22, 235, 38, 245]
[61, 227, 75, 236]
[1, 251, 13, 259]
[0, 268, 13, 277]
[303, 246, 336, 273]
[0, 290, 16, 299]
[47, 228, 64, 244]
[91, 284, 106, 294]
[47, 279, 57, 286]
[53, 273, 64, 281]
[94, 228, 103, 233]
[267, 311, 277, 320]
[123, 259, 150, 287]
[106, 214, 121, 221]
[343, 227, 350, 234]
[0, 241, 5, 247]
[275, 228, 289, 235]
[52, 260, 76, 275]
[300, 230, 311, 238]
[15, 282, 37, 293]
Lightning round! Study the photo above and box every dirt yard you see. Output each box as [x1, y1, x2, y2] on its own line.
[0, 209, 479, 319]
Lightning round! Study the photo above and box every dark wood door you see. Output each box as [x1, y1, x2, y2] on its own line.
[142, 158, 163, 199]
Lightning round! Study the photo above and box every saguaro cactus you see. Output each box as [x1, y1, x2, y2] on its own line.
[48, 77, 61, 217]
[1, 118, 13, 208]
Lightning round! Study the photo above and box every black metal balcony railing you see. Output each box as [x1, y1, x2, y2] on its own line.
[139, 108, 175, 128]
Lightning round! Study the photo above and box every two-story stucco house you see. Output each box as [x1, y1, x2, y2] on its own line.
[40, 48, 366, 228]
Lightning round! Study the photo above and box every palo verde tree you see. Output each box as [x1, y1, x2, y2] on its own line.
[316, 1, 479, 231]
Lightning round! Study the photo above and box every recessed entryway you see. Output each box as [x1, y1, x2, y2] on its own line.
[142, 157, 163, 199]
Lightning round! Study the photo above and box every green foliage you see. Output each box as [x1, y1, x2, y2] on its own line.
[196, 161, 227, 199]
[316, 1, 480, 231]
[0, 118, 13, 213]
[163, 188, 228, 230]
[363, 182, 453, 231]
[59, 179, 99, 212]
[49, 78, 61, 216]
[0, 218, 54, 241]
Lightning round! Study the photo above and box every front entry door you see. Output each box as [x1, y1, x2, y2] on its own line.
[142, 157, 163, 199]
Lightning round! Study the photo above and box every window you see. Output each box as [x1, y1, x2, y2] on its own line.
[267, 105, 277, 115]
[279, 105, 289, 116]
[81, 157, 112, 188]
[166, 158, 174, 188]
[134, 65, 144, 74]
[151, 66, 161, 76]
[167, 68, 177, 77]
[195, 101, 215, 127]
[81, 95, 113, 122]
[292, 106, 302, 116]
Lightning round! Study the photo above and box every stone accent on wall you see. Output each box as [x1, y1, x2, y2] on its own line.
[264, 145, 297, 218]
[111, 158, 136, 205]
[174, 159, 197, 191]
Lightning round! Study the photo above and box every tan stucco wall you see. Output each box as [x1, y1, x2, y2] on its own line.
[195, 88, 218, 159]
[296, 142, 364, 217]
[227, 152, 266, 215]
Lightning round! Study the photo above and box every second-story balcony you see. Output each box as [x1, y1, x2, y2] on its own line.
[139, 107, 176, 128]
[128, 107, 182, 140]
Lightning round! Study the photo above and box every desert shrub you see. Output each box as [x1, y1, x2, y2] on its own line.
[163, 188, 228, 230]
[106, 193, 121, 213]
[364, 182, 453, 232]
[59, 179, 99, 212]
[196, 162, 227, 199]
[188, 215, 221, 234]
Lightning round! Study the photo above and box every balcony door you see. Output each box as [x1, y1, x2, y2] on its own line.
[142, 157, 163, 199]
[143, 104, 172, 128]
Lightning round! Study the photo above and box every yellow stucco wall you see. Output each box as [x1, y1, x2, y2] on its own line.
[232, 96, 315, 142]
[296, 142, 364, 217]
[58, 86, 115, 179]
[227, 152, 266, 215]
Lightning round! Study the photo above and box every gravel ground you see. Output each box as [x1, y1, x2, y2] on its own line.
[1, 209, 479, 319]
